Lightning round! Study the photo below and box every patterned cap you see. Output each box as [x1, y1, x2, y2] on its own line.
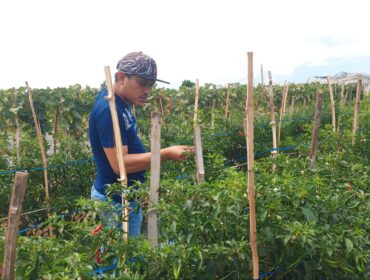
[116, 51, 169, 84]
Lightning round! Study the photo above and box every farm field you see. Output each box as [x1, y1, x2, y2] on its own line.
[0, 79, 369, 279]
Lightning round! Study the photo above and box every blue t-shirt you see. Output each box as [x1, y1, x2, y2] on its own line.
[89, 88, 146, 203]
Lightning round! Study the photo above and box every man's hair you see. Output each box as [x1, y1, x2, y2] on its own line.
[114, 71, 132, 82]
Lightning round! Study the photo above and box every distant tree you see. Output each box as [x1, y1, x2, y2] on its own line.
[180, 80, 195, 88]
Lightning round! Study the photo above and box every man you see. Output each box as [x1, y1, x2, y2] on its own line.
[89, 51, 194, 237]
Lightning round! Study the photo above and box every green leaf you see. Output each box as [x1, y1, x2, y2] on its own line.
[345, 238, 353, 252]
[259, 209, 268, 222]
[301, 207, 317, 222]
[283, 235, 291, 245]
[186, 232, 193, 243]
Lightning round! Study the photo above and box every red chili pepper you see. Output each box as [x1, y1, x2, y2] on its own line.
[94, 245, 108, 264]
[91, 224, 103, 236]
[95, 253, 103, 264]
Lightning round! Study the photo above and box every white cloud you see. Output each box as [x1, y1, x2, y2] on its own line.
[0, 0, 369, 89]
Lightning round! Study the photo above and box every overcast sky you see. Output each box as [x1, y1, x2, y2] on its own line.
[0, 0, 369, 89]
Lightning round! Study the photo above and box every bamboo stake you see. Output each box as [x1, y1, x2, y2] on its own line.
[289, 96, 295, 117]
[244, 84, 249, 116]
[228, 97, 233, 122]
[2, 172, 29, 280]
[277, 85, 284, 146]
[340, 83, 345, 107]
[53, 106, 59, 154]
[260, 64, 264, 93]
[277, 81, 289, 146]
[345, 90, 350, 103]
[158, 95, 165, 128]
[260, 64, 268, 103]
[352, 79, 362, 151]
[245, 52, 259, 280]
[13, 91, 20, 164]
[309, 89, 324, 170]
[194, 79, 200, 125]
[282, 82, 289, 116]
[194, 125, 205, 182]
[211, 99, 215, 129]
[362, 77, 366, 94]
[164, 95, 172, 114]
[336, 123, 343, 156]
[159, 95, 164, 117]
[148, 112, 161, 246]
[193, 79, 205, 183]
[327, 77, 336, 131]
[25, 82, 52, 234]
[225, 83, 230, 118]
[268, 71, 278, 171]
[104, 66, 129, 238]
[336, 83, 345, 154]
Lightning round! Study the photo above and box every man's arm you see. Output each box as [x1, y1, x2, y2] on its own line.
[104, 145, 194, 175]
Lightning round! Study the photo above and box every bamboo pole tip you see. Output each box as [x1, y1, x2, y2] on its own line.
[117, 177, 126, 183]
[15, 171, 28, 175]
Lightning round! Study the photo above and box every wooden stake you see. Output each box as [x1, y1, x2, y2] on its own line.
[327, 77, 336, 131]
[309, 90, 324, 170]
[2, 171, 28, 280]
[104, 66, 129, 238]
[25, 82, 52, 236]
[225, 83, 231, 118]
[267, 71, 278, 171]
[148, 112, 161, 246]
[245, 52, 259, 280]
[352, 79, 362, 151]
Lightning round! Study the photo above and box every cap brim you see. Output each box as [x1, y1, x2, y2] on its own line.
[156, 78, 170, 84]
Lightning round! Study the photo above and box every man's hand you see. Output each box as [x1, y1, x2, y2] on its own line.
[161, 145, 195, 161]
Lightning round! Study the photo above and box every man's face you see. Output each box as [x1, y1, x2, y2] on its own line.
[116, 75, 155, 105]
